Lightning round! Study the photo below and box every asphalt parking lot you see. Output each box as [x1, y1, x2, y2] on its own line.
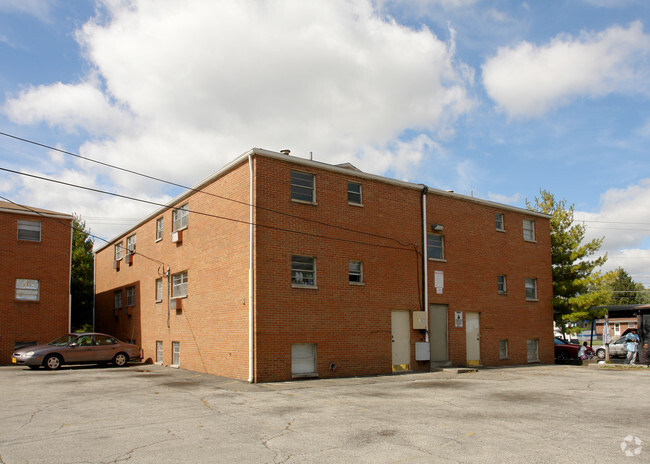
[1, 363, 648, 464]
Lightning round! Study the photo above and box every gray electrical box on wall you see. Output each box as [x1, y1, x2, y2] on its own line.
[412, 311, 427, 329]
[415, 342, 430, 361]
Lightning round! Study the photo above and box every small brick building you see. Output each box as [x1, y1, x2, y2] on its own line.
[95, 148, 553, 382]
[1, 202, 72, 363]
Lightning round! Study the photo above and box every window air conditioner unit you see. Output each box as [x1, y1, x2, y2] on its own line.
[171, 230, 183, 243]
[113, 260, 120, 270]
[171, 298, 182, 310]
[125, 253, 133, 265]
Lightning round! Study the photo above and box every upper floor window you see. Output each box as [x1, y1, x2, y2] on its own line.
[349, 260, 363, 284]
[292, 255, 316, 287]
[156, 217, 164, 241]
[16, 279, 39, 301]
[17, 220, 41, 242]
[126, 286, 136, 306]
[126, 234, 137, 254]
[348, 182, 362, 205]
[290, 170, 315, 203]
[155, 278, 163, 303]
[495, 213, 505, 231]
[114, 290, 123, 309]
[172, 271, 188, 298]
[114, 242, 124, 261]
[523, 219, 535, 241]
[525, 278, 538, 300]
[497, 275, 507, 294]
[172, 203, 189, 232]
[427, 234, 445, 260]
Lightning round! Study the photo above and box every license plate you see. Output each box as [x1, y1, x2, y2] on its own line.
[11, 357, 17, 364]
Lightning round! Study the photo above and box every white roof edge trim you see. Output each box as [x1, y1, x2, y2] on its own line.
[96, 147, 550, 252]
[0, 207, 73, 220]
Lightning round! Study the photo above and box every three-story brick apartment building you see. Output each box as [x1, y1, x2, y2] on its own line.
[1, 201, 72, 363]
[95, 148, 553, 382]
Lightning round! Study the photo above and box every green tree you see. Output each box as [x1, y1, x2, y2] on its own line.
[606, 267, 648, 305]
[71, 215, 94, 331]
[526, 190, 609, 334]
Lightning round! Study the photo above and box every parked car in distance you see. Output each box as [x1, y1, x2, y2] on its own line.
[11, 333, 141, 370]
[595, 335, 629, 359]
[554, 337, 594, 360]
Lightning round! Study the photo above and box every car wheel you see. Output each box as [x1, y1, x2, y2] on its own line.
[44, 354, 62, 370]
[596, 349, 606, 359]
[113, 353, 128, 367]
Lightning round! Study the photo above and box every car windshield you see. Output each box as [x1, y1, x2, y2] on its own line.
[48, 335, 77, 346]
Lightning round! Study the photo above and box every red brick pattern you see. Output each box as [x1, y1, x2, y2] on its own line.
[1, 211, 72, 363]
[95, 153, 553, 382]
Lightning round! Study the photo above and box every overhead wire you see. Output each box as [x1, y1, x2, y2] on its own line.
[0, 130, 418, 250]
[0, 167, 419, 253]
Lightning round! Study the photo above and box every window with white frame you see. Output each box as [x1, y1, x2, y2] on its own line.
[172, 203, 189, 232]
[114, 290, 123, 309]
[17, 220, 41, 242]
[291, 255, 316, 287]
[349, 260, 363, 284]
[126, 286, 136, 306]
[126, 234, 136, 254]
[427, 233, 445, 260]
[523, 219, 535, 241]
[114, 242, 123, 261]
[156, 341, 163, 364]
[290, 170, 315, 203]
[614, 323, 621, 336]
[172, 341, 180, 366]
[525, 278, 538, 300]
[172, 271, 188, 298]
[15, 279, 39, 301]
[499, 340, 509, 359]
[497, 275, 507, 294]
[527, 339, 539, 362]
[156, 217, 164, 241]
[155, 278, 163, 303]
[628, 322, 637, 328]
[348, 181, 362, 205]
[495, 213, 505, 231]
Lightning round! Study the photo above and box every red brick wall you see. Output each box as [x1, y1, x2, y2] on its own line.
[1, 211, 71, 363]
[95, 162, 251, 378]
[95, 152, 553, 382]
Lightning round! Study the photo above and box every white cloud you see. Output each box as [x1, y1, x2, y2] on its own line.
[3, 0, 472, 192]
[575, 179, 650, 280]
[482, 21, 650, 118]
[488, 192, 521, 204]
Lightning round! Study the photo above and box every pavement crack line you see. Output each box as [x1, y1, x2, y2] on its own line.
[107, 437, 177, 464]
[261, 417, 297, 463]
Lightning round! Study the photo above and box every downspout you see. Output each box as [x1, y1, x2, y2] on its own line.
[421, 186, 429, 343]
[248, 153, 255, 383]
[92, 252, 96, 331]
[69, 224, 73, 332]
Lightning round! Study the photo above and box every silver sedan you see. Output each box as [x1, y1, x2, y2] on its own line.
[11, 333, 141, 370]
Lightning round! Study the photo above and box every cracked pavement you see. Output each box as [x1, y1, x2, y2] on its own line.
[0, 363, 648, 463]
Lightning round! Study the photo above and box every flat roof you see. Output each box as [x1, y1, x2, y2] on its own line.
[97, 147, 551, 252]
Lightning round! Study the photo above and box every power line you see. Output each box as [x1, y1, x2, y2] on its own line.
[0, 167, 419, 254]
[0, 194, 167, 267]
[0, 130, 417, 250]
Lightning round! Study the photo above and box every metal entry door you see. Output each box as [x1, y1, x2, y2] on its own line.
[391, 311, 410, 371]
[429, 304, 449, 362]
[465, 312, 481, 366]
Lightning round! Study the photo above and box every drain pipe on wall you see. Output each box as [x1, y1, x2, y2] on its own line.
[421, 185, 429, 343]
[248, 153, 255, 383]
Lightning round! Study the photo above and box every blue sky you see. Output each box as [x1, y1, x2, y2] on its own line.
[1, 0, 649, 286]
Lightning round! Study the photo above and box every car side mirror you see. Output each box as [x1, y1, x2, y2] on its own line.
[69, 342, 78, 348]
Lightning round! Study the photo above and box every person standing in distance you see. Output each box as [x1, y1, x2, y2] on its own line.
[624, 329, 640, 365]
